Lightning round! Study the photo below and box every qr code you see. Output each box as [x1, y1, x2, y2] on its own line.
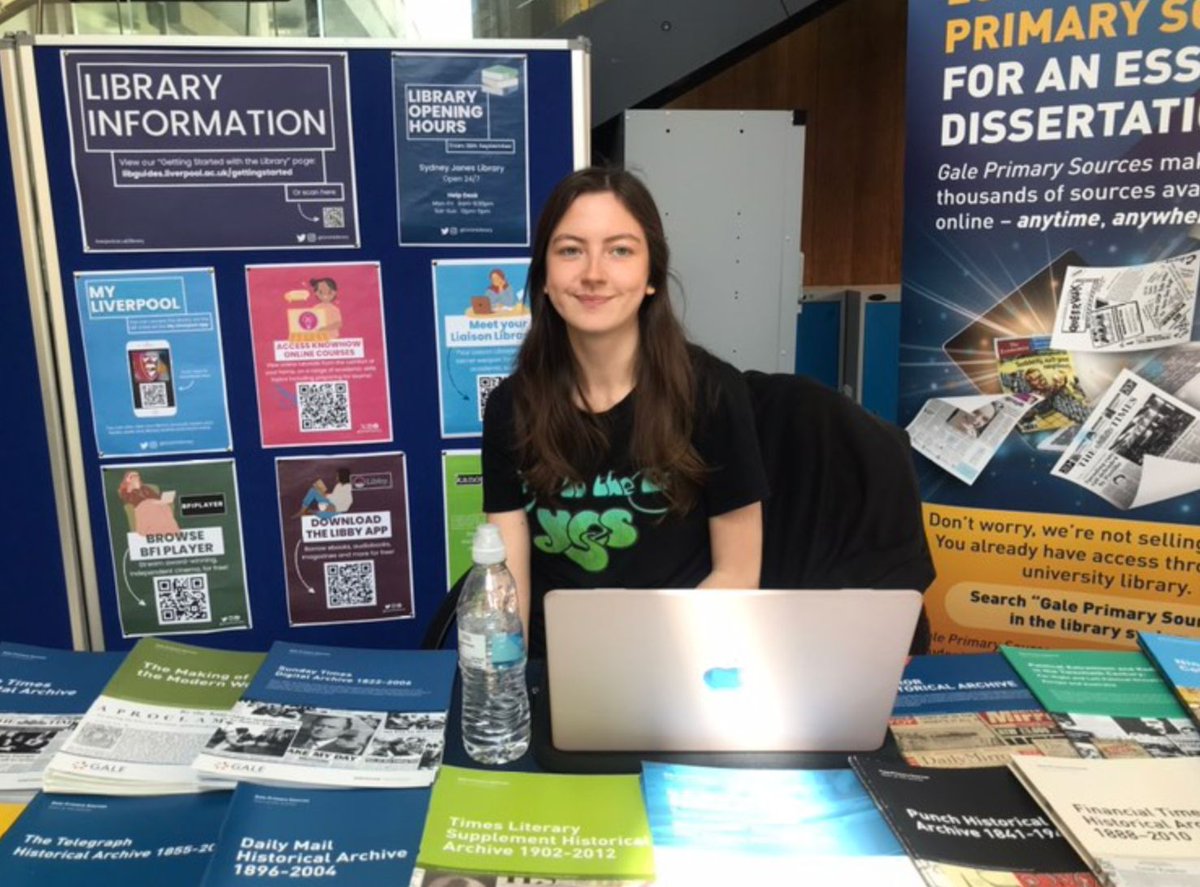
[325, 561, 376, 608]
[140, 382, 168, 407]
[323, 206, 345, 229]
[154, 574, 211, 624]
[298, 381, 351, 432]
[476, 374, 505, 421]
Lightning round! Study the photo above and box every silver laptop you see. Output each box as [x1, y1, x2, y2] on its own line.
[544, 588, 922, 753]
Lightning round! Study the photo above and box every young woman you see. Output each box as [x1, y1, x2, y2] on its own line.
[482, 167, 768, 656]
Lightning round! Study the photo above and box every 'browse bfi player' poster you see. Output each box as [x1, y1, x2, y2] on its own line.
[101, 459, 251, 638]
[900, 1, 1200, 653]
[441, 449, 484, 588]
[432, 258, 530, 437]
[276, 453, 414, 627]
[392, 52, 530, 246]
[61, 49, 359, 252]
[246, 262, 392, 448]
[73, 268, 231, 457]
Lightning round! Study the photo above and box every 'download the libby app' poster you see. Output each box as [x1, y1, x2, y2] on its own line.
[247, 262, 392, 448]
[101, 459, 251, 637]
[276, 453, 413, 627]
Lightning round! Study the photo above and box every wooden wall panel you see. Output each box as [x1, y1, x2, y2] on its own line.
[666, 0, 906, 286]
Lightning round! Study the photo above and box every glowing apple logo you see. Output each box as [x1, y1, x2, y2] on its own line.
[703, 667, 742, 691]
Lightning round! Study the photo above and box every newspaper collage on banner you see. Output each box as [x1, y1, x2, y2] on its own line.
[906, 393, 1041, 485]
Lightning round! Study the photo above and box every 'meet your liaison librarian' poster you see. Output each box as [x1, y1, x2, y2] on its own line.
[901, 0, 1200, 653]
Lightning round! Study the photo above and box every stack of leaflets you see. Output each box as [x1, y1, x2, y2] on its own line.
[641, 761, 922, 885]
[42, 638, 264, 795]
[412, 765, 656, 886]
[1010, 756, 1200, 886]
[0, 642, 123, 802]
[0, 790, 229, 886]
[850, 756, 1099, 886]
[1002, 647, 1200, 758]
[193, 642, 456, 789]
[1139, 633, 1200, 729]
[201, 783, 430, 885]
[889, 653, 1078, 767]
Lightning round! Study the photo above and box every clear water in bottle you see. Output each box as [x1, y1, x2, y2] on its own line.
[457, 524, 530, 765]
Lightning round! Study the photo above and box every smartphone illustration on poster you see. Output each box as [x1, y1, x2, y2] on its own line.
[127, 340, 177, 417]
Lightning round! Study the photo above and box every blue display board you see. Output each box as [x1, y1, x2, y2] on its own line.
[0, 55, 74, 648]
[21, 38, 582, 652]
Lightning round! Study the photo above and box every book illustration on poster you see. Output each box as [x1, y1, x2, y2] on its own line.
[391, 52, 531, 247]
[99, 459, 252, 637]
[246, 262, 392, 448]
[412, 765, 655, 885]
[72, 268, 233, 457]
[275, 453, 414, 627]
[890, 653, 1078, 767]
[432, 259, 530, 437]
[1139, 632, 1200, 731]
[0, 643, 124, 802]
[60, 49, 360, 253]
[42, 638, 264, 795]
[193, 642, 455, 789]
[849, 755, 1099, 887]
[1009, 756, 1200, 887]
[640, 761, 922, 885]
[906, 391, 1043, 484]
[0, 790, 228, 887]
[201, 784, 429, 886]
[1001, 646, 1200, 759]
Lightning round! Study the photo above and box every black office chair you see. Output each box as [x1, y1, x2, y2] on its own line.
[420, 371, 936, 651]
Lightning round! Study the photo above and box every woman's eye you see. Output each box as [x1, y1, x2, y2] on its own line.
[556, 246, 582, 257]
[611, 245, 634, 257]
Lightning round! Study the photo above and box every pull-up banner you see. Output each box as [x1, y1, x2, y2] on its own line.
[61, 49, 360, 252]
[900, 0, 1200, 652]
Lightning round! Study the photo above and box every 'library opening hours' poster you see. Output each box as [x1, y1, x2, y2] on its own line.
[101, 459, 251, 637]
[900, 0, 1200, 651]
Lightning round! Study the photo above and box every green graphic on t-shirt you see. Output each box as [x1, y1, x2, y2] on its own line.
[530, 470, 665, 572]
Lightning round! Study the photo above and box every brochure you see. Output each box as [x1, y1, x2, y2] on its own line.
[201, 783, 429, 886]
[412, 766, 654, 885]
[850, 755, 1099, 887]
[889, 653, 1078, 767]
[0, 642, 124, 800]
[1001, 646, 1200, 759]
[1010, 756, 1200, 886]
[42, 638, 263, 794]
[641, 761, 922, 885]
[1139, 632, 1200, 731]
[0, 790, 228, 887]
[0, 803, 22, 838]
[193, 642, 455, 788]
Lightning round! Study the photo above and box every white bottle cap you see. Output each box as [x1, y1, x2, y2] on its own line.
[472, 523, 506, 565]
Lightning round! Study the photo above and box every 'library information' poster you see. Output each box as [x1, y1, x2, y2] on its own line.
[392, 52, 530, 246]
[247, 262, 392, 448]
[276, 453, 414, 627]
[73, 267, 231, 457]
[101, 459, 251, 638]
[62, 49, 359, 252]
[432, 258, 530, 436]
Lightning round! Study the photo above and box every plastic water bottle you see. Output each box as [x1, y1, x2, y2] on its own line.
[457, 523, 530, 764]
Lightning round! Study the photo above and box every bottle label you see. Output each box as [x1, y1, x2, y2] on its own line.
[491, 632, 526, 667]
[459, 631, 488, 667]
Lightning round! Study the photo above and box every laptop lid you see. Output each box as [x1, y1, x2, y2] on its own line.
[544, 588, 922, 753]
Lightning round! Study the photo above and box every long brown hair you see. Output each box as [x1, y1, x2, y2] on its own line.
[512, 167, 706, 514]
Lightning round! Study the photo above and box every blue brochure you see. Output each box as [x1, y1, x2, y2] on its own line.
[893, 653, 1038, 715]
[193, 643, 457, 788]
[641, 761, 904, 857]
[1140, 632, 1200, 728]
[202, 784, 430, 885]
[0, 792, 228, 886]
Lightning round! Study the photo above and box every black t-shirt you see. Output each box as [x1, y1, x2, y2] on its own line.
[482, 348, 769, 656]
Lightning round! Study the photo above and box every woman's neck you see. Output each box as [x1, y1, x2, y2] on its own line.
[569, 329, 638, 413]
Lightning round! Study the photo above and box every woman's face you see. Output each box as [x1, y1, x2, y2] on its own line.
[314, 281, 336, 303]
[490, 271, 505, 288]
[543, 191, 652, 343]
